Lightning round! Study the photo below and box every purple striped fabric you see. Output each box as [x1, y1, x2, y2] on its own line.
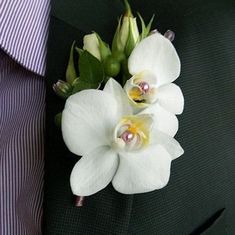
[0, 50, 45, 234]
[0, 0, 50, 76]
[0, 0, 50, 234]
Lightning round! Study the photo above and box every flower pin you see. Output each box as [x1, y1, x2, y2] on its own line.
[53, 0, 185, 205]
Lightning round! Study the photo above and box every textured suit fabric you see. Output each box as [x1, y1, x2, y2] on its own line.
[44, 0, 235, 234]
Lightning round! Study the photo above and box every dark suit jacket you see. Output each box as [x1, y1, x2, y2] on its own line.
[44, 0, 235, 234]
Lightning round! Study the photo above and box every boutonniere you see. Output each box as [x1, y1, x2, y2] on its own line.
[53, 0, 184, 206]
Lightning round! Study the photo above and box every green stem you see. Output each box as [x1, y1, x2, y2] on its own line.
[121, 59, 130, 86]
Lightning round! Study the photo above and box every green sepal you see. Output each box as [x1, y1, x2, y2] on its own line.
[75, 47, 84, 56]
[94, 33, 111, 61]
[125, 23, 137, 57]
[138, 13, 146, 41]
[123, 0, 133, 17]
[138, 13, 155, 40]
[146, 14, 155, 36]
[112, 17, 122, 53]
[66, 41, 77, 84]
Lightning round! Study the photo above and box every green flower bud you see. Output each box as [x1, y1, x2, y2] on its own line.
[104, 56, 121, 77]
[112, 0, 139, 56]
[125, 17, 139, 57]
[53, 80, 73, 99]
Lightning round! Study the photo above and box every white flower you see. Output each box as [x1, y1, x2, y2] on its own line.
[62, 79, 184, 196]
[125, 33, 184, 136]
[83, 33, 101, 60]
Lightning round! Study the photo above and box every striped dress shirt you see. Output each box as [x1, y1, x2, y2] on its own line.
[0, 1, 50, 234]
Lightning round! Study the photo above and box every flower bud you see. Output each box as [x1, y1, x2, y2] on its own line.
[104, 56, 121, 77]
[83, 33, 111, 62]
[119, 16, 130, 50]
[164, 30, 175, 42]
[83, 33, 101, 61]
[112, 0, 139, 56]
[125, 17, 139, 57]
[53, 80, 73, 99]
[112, 51, 126, 62]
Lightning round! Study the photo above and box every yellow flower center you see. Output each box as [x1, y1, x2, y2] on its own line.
[125, 71, 158, 107]
[128, 87, 143, 102]
[113, 114, 153, 151]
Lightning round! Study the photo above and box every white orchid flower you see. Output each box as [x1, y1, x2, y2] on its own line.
[62, 78, 184, 196]
[125, 33, 184, 136]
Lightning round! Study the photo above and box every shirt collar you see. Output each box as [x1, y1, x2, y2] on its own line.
[0, 0, 50, 76]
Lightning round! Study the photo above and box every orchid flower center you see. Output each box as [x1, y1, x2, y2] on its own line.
[120, 130, 135, 143]
[138, 81, 150, 93]
[128, 81, 150, 103]
[125, 71, 158, 107]
[112, 114, 153, 151]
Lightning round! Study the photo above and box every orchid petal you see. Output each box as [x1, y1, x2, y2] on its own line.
[128, 33, 181, 86]
[157, 83, 184, 114]
[112, 145, 172, 194]
[83, 33, 101, 60]
[70, 146, 118, 196]
[141, 103, 179, 137]
[104, 78, 133, 116]
[62, 90, 121, 156]
[151, 129, 184, 160]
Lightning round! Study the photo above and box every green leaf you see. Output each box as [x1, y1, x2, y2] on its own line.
[72, 80, 99, 94]
[66, 41, 77, 84]
[79, 50, 105, 84]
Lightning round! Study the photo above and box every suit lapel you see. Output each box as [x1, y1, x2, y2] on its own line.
[51, 0, 123, 37]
